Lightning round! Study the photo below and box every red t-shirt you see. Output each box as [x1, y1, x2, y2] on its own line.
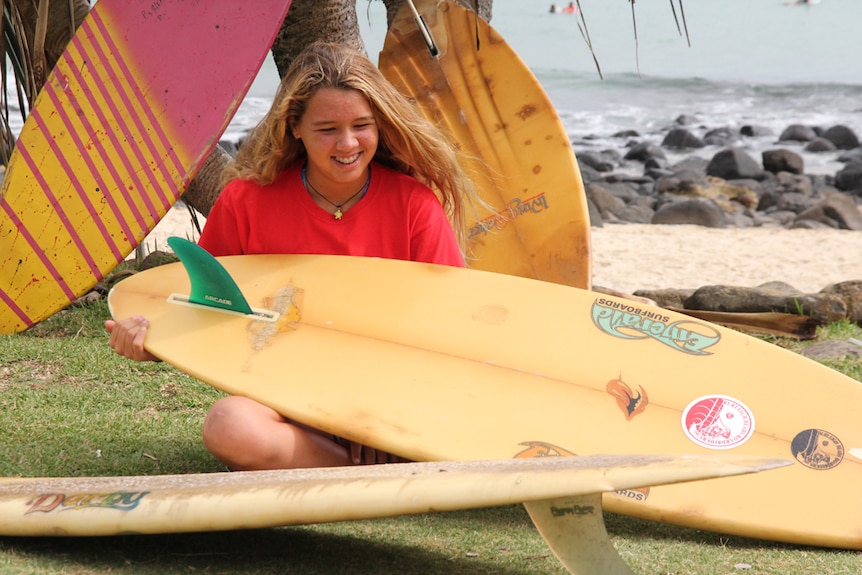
[198, 162, 464, 267]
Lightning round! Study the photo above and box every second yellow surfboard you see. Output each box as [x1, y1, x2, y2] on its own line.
[379, 0, 591, 288]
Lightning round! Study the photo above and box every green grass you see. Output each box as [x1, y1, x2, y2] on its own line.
[0, 300, 860, 574]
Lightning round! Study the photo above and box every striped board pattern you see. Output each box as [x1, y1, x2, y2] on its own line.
[0, 0, 292, 333]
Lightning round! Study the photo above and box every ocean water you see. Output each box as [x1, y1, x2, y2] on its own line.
[230, 0, 862, 177]
[3, 1, 844, 177]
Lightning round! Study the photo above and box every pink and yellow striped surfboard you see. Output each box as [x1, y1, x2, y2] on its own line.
[0, 0, 291, 334]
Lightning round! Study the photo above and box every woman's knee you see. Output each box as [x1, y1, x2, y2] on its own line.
[201, 396, 281, 464]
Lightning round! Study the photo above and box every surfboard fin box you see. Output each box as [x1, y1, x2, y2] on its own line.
[166, 237, 279, 322]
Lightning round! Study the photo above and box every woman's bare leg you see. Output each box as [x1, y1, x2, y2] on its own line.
[202, 396, 351, 470]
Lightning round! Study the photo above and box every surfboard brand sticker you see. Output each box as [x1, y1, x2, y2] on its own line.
[591, 298, 721, 356]
[606, 375, 648, 420]
[612, 487, 650, 503]
[467, 192, 549, 239]
[513, 441, 575, 458]
[681, 395, 755, 450]
[550, 503, 596, 517]
[25, 491, 150, 514]
[791, 429, 844, 470]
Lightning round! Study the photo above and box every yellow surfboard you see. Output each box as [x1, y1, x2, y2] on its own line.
[106, 246, 862, 551]
[0, 455, 786, 575]
[0, 0, 292, 334]
[379, 0, 591, 288]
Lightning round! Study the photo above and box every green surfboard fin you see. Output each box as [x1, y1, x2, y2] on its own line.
[166, 237, 278, 321]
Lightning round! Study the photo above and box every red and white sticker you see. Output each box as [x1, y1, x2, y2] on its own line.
[681, 395, 755, 450]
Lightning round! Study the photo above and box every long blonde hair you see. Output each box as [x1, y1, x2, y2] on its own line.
[221, 41, 477, 251]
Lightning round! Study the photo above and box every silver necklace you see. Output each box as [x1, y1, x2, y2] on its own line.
[302, 167, 370, 220]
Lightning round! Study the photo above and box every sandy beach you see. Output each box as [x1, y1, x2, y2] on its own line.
[590, 224, 862, 295]
[145, 206, 862, 296]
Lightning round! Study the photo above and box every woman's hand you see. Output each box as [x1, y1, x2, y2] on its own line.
[104, 316, 159, 362]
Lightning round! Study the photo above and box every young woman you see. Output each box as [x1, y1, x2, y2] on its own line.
[106, 42, 477, 471]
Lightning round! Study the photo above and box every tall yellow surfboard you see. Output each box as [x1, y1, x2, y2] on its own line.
[107, 250, 862, 551]
[379, 0, 591, 289]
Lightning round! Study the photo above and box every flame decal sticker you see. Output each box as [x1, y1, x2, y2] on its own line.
[607, 375, 649, 420]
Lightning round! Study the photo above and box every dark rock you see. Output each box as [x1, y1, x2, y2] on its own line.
[756, 210, 797, 226]
[757, 173, 817, 214]
[704, 127, 737, 147]
[820, 281, 862, 324]
[778, 124, 818, 143]
[794, 192, 862, 230]
[662, 128, 705, 149]
[586, 183, 625, 221]
[600, 149, 625, 164]
[772, 192, 817, 214]
[804, 137, 838, 153]
[655, 175, 706, 195]
[835, 161, 862, 193]
[578, 151, 615, 172]
[684, 285, 847, 324]
[651, 197, 726, 228]
[71, 291, 103, 307]
[644, 156, 671, 171]
[587, 196, 603, 227]
[838, 147, 862, 164]
[727, 178, 765, 197]
[616, 203, 655, 224]
[740, 125, 773, 137]
[633, 288, 695, 308]
[612, 129, 640, 139]
[645, 168, 675, 180]
[706, 147, 765, 181]
[140, 250, 178, 270]
[624, 142, 666, 163]
[762, 149, 804, 175]
[598, 181, 640, 203]
[789, 219, 834, 230]
[670, 156, 709, 175]
[726, 211, 756, 227]
[674, 114, 699, 126]
[822, 125, 860, 150]
[577, 163, 602, 184]
[800, 340, 862, 360]
[775, 171, 814, 196]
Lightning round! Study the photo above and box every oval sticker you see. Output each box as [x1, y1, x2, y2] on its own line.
[682, 395, 755, 450]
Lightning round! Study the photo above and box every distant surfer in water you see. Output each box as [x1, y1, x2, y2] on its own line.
[550, 2, 578, 14]
[106, 42, 478, 471]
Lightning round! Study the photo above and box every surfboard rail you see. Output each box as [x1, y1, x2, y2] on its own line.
[0, 454, 788, 575]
